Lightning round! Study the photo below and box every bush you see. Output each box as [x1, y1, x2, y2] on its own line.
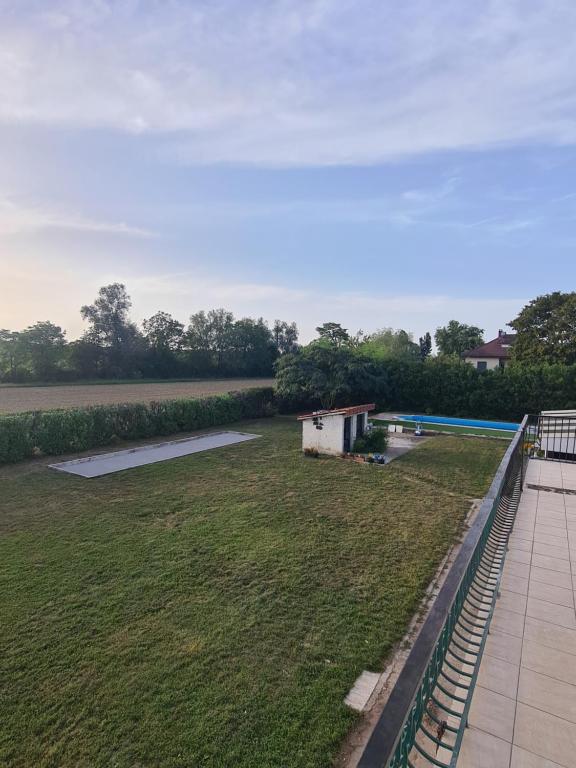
[353, 428, 388, 454]
[0, 414, 36, 464]
[0, 387, 276, 464]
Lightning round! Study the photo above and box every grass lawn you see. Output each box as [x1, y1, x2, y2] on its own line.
[373, 418, 514, 440]
[0, 417, 506, 768]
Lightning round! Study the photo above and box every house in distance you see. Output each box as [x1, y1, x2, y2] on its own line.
[298, 404, 376, 455]
[463, 330, 517, 371]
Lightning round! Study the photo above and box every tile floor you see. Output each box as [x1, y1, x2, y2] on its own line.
[458, 459, 576, 768]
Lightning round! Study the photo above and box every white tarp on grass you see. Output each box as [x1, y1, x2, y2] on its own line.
[49, 431, 260, 478]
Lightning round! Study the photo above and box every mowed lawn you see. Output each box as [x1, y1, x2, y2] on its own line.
[0, 418, 506, 768]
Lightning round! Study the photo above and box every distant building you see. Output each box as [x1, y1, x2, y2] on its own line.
[297, 404, 375, 455]
[463, 330, 517, 371]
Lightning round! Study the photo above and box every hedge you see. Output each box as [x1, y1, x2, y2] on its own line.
[276, 358, 576, 423]
[0, 387, 275, 465]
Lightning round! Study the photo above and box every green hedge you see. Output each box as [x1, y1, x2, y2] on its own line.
[0, 387, 275, 465]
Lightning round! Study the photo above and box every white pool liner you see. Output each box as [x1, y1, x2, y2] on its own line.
[49, 431, 260, 478]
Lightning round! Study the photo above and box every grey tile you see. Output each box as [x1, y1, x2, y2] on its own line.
[508, 549, 533, 565]
[497, 588, 527, 615]
[532, 541, 570, 560]
[528, 580, 574, 608]
[526, 597, 576, 629]
[485, 631, 523, 665]
[504, 560, 531, 580]
[502, 573, 529, 596]
[524, 616, 576, 656]
[477, 654, 520, 698]
[469, 685, 515, 741]
[518, 667, 576, 724]
[532, 554, 571, 573]
[522, 638, 576, 686]
[514, 703, 576, 766]
[533, 532, 568, 547]
[491, 608, 525, 638]
[511, 745, 565, 767]
[509, 538, 533, 553]
[459, 728, 512, 768]
[530, 566, 574, 590]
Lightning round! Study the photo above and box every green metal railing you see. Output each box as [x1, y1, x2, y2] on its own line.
[358, 416, 528, 768]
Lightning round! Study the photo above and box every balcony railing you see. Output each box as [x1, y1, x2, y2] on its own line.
[357, 416, 528, 768]
[524, 412, 576, 462]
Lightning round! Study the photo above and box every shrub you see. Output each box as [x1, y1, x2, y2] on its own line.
[353, 428, 388, 454]
[0, 387, 276, 464]
[0, 414, 36, 464]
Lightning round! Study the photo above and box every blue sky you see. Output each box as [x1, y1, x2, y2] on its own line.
[1, 0, 576, 342]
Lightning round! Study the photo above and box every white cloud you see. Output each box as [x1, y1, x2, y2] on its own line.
[0, 196, 154, 237]
[0, 1, 576, 165]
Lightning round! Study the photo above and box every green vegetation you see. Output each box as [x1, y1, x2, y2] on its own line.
[0, 388, 275, 464]
[0, 418, 506, 768]
[511, 291, 576, 365]
[0, 283, 298, 383]
[353, 427, 388, 453]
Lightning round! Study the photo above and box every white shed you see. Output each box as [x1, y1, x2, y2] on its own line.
[297, 404, 376, 456]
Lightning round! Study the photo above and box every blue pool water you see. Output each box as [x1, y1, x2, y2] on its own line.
[398, 415, 520, 432]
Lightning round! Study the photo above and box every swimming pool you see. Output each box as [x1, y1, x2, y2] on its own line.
[397, 415, 520, 432]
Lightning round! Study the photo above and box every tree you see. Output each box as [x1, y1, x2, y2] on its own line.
[273, 320, 299, 355]
[435, 320, 484, 357]
[276, 344, 381, 410]
[362, 328, 420, 361]
[80, 284, 144, 377]
[228, 318, 277, 375]
[510, 292, 576, 365]
[419, 332, 432, 360]
[19, 321, 66, 380]
[315, 322, 350, 348]
[0, 330, 24, 381]
[143, 312, 184, 352]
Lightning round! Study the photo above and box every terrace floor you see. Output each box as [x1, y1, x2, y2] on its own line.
[458, 459, 576, 768]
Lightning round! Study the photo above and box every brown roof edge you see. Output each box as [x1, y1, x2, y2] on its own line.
[297, 403, 376, 421]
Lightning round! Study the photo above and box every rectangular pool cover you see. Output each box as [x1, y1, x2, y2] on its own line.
[49, 431, 260, 478]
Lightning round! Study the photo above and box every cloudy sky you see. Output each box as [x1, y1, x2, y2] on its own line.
[1, 0, 576, 342]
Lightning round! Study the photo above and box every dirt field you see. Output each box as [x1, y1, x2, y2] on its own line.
[0, 379, 275, 414]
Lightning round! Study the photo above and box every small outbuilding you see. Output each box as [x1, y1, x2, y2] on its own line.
[297, 404, 376, 456]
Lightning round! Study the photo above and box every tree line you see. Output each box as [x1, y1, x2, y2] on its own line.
[276, 292, 576, 417]
[0, 284, 299, 382]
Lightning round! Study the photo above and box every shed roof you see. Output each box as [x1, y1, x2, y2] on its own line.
[297, 403, 375, 421]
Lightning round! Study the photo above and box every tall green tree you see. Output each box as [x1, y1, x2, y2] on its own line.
[273, 320, 299, 354]
[276, 344, 381, 410]
[315, 322, 350, 348]
[19, 321, 66, 380]
[362, 328, 420, 361]
[419, 332, 432, 360]
[510, 292, 576, 365]
[143, 312, 184, 352]
[0, 330, 24, 381]
[435, 320, 484, 357]
[80, 284, 143, 377]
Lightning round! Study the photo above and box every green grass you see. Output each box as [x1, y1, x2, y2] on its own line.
[373, 418, 514, 440]
[0, 417, 506, 768]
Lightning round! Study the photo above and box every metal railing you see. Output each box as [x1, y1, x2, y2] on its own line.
[357, 416, 528, 768]
[524, 412, 576, 462]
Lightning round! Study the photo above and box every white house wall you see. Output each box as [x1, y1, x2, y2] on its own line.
[302, 414, 345, 455]
[464, 357, 502, 371]
[301, 411, 369, 455]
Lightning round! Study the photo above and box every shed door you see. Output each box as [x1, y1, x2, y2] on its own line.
[356, 413, 365, 438]
[343, 416, 352, 452]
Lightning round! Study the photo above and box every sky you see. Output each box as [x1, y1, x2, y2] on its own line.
[1, 0, 576, 343]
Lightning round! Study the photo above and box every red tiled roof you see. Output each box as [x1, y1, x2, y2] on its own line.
[297, 403, 375, 421]
[464, 333, 516, 359]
